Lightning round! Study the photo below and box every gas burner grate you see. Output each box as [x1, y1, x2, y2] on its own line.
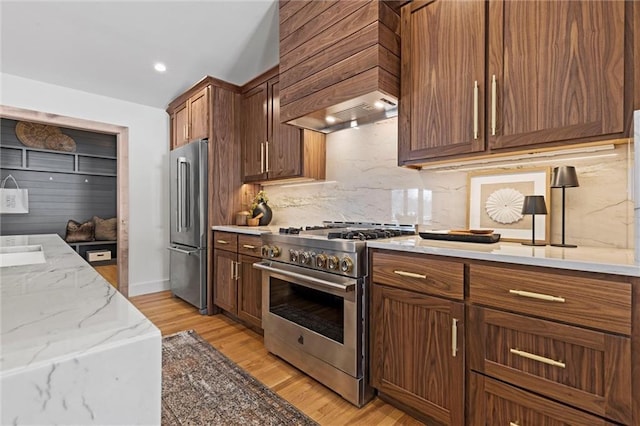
[327, 228, 413, 240]
[279, 227, 302, 235]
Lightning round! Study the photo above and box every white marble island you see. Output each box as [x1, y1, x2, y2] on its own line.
[0, 234, 161, 425]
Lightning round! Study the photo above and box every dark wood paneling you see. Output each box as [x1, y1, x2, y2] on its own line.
[189, 86, 210, 142]
[280, 67, 399, 123]
[213, 249, 237, 313]
[279, 0, 309, 25]
[213, 231, 238, 252]
[237, 253, 262, 329]
[268, 79, 302, 179]
[172, 102, 188, 148]
[241, 83, 268, 182]
[280, 0, 370, 59]
[0, 169, 116, 237]
[469, 263, 632, 335]
[280, 1, 339, 40]
[280, 45, 399, 107]
[301, 129, 326, 181]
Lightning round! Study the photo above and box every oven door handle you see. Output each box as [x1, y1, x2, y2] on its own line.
[253, 262, 356, 293]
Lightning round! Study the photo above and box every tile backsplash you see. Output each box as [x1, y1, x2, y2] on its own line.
[265, 117, 635, 249]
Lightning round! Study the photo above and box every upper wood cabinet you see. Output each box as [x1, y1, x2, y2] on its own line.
[241, 67, 326, 183]
[169, 86, 210, 149]
[399, 0, 636, 166]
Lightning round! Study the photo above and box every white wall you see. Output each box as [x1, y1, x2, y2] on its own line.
[1, 72, 170, 295]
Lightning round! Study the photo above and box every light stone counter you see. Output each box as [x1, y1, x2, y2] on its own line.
[0, 234, 161, 425]
[212, 225, 280, 235]
[368, 236, 640, 277]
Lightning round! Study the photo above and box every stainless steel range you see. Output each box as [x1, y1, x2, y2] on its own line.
[254, 222, 415, 407]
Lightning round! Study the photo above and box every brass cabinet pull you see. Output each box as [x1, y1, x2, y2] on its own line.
[491, 74, 497, 136]
[393, 270, 427, 279]
[216, 239, 229, 244]
[473, 80, 479, 140]
[510, 422, 519, 426]
[233, 261, 240, 280]
[451, 318, 458, 357]
[265, 141, 270, 173]
[260, 142, 265, 173]
[510, 348, 565, 368]
[509, 289, 565, 303]
[242, 244, 256, 250]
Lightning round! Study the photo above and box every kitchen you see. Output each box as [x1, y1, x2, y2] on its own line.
[1, 1, 639, 425]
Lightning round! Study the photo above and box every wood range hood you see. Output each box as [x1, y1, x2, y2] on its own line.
[278, 0, 402, 134]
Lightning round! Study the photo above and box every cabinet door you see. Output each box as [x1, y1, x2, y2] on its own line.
[173, 102, 189, 149]
[189, 86, 210, 142]
[398, 0, 485, 164]
[237, 254, 262, 329]
[488, 0, 625, 150]
[371, 284, 465, 425]
[242, 83, 268, 182]
[213, 249, 237, 314]
[268, 78, 301, 179]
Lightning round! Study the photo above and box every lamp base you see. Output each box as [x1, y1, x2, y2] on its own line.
[551, 243, 577, 248]
[521, 242, 547, 246]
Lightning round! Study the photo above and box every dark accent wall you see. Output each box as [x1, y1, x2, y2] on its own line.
[0, 119, 117, 239]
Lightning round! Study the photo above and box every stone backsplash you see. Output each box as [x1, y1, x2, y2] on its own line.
[264, 117, 635, 249]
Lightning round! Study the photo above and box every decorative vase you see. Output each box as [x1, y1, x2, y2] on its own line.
[253, 202, 272, 226]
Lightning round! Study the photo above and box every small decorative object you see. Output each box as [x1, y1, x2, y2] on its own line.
[249, 190, 272, 226]
[15, 121, 76, 152]
[65, 219, 95, 243]
[0, 174, 29, 214]
[484, 188, 525, 224]
[521, 195, 548, 246]
[468, 167, 550, 242]
[550, 166, 579, 248]
[93, 216, 117, 241]
[235, 211, 251, 226]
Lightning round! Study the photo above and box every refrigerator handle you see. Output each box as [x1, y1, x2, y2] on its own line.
[177, 157, 189, 232]
[167, 246, 197, 255]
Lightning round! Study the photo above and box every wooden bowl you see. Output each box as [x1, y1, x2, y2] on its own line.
[246, 217, 260, 226]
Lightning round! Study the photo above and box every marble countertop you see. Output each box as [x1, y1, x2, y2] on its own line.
[368, 236, 640, 277]
[212, 225, 280, 235]
[0, 234, 160, 375]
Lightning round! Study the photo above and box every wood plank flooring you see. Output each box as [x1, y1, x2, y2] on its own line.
[130, 291, 424, 425]
[94, 263, 118, 288]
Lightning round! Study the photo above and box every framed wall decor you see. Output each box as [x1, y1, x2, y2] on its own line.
[467, 167, 550, 242]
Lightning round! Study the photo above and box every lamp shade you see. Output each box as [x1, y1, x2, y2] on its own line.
[551, 166, 579, 188]
[521, 195, 547, 215]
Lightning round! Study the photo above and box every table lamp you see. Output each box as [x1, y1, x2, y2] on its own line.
[521, 195, 547, 246]
[551, 166, 579, 247]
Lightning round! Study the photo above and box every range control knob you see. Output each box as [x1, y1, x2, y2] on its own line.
[316, 253, 328, 268]
[327, 255, 339, 271]
[300, 251, 312, 265]
[261, 245, 280, 258]
[289, 249, 299, 263]
[340, 256, 354, 273]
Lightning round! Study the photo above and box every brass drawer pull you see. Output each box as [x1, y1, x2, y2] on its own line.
[393, 270, 427, 279]
[473, 80, 479, 140]
[242, 244, 257, 249]
[451, 318, 458, 357]
[491, 74, 497, 136]
[510, 348, 566, 368]
[510, 422, 519, 426]
[509, 289, 565, 303]
[216, 240, 229, 244]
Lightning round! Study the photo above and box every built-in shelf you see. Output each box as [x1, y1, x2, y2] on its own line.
[67, 240, 117, 264]
[1, 145, 117, 176]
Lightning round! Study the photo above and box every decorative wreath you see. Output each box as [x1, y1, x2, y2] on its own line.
[15, 121, 76, 152]
[485, 188, 525, 224]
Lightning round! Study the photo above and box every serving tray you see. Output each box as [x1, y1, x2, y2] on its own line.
[419, 232, 501, 244]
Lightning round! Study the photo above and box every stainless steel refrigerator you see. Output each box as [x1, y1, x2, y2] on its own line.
[168, 139, 208, 314]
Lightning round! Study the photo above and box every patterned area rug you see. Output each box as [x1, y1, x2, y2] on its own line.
[162, 330, 318, 426]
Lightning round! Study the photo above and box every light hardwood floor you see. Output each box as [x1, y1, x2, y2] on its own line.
[94, 263, 118, 288]
[130, 290, 424, 425]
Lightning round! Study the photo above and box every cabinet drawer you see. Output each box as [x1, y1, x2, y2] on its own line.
[469, 373, 614, 426]
[468, 307, 631, 424]
[469, 264, 631, 335]
[237, 234, 262, 257]
[371, 250, 464, 300]
[213, 231, 238, 251]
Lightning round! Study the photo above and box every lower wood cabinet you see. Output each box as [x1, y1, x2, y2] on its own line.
[370, 279, 464, 425]
[213, 231, 262, 329]
[469, 373, 613, 426]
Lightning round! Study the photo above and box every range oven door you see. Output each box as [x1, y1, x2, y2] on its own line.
[254, 260, 363, 378]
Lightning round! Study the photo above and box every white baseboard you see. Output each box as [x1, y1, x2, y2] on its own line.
[128, 278, 170, 296]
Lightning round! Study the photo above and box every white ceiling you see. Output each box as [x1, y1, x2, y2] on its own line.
[0, 0, 280, 109]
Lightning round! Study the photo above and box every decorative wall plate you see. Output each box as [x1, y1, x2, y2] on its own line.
[15, 121, 76, 152]
[485, 188, 524, 224]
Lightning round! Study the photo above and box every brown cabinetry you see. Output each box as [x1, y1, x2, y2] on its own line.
[169, 86, 210, 149]
[241, 67, 326, 183]
[399, 0, 635, 166]
[370, 249, 465, 425]
[212, 231, 262, 329]
[468, 263, 634, 425]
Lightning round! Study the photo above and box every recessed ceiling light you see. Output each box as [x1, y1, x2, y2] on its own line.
[325, 116, 336, 124]
[154, 62, 167, 73]
[374, 101, 385, 109]
[350, 119, 358, 129]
